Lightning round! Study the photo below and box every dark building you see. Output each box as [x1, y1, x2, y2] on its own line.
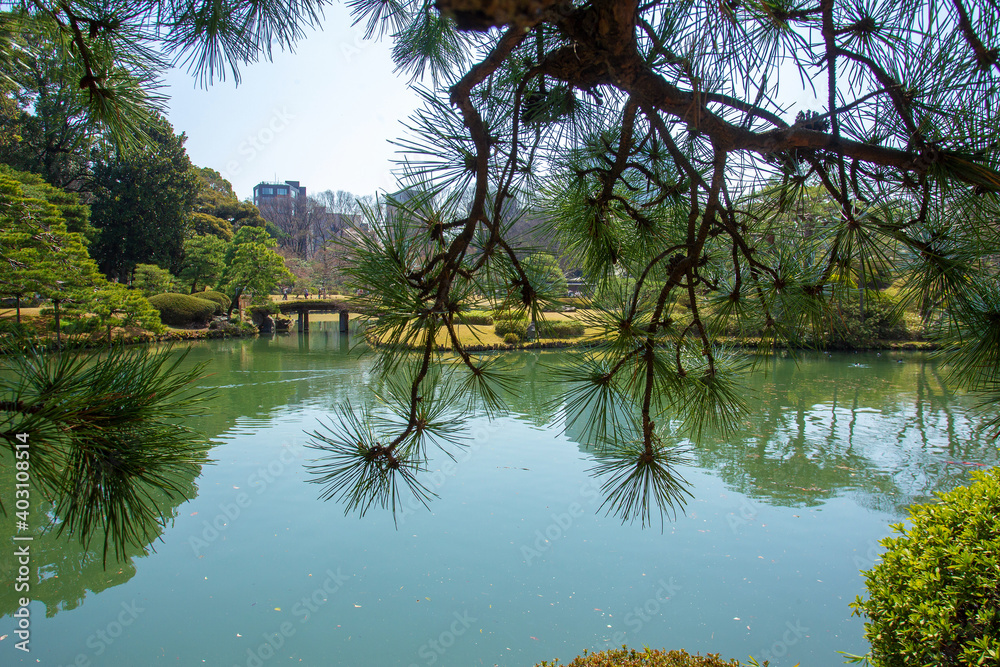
[253, 180, 306, 212]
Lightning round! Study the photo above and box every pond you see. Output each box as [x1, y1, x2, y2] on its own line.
[2, 326, 998, 666]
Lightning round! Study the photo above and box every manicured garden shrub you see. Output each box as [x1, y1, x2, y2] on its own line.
[197, 290, 231, 314]
[534, 647, 746, 666]
[494, 317, 527, 338]
[503, 332, 521, 345]
[148, 293, 218, 326]
[459, 309, 494, 325]
[540, 321, 586, 338]
[851, 467, 1000, 666]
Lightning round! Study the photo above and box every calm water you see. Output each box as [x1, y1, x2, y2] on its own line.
[3, 327, 998, 666]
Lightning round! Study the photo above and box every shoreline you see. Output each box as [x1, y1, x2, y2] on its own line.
[1, 324, 939, 354]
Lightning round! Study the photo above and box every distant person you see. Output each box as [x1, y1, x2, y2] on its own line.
[304, 287, 309, 299]
[282, 287, 289, 300]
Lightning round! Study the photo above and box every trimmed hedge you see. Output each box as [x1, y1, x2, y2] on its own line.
[494, 317, 584, 339]
[535, 647, 745, 666]
[148, 293, 218, 326]
[540, 321, 585, 338]
[458, 309, 494, 325]
[851, 467, 1000, 666]
[197, 290, 231, 314]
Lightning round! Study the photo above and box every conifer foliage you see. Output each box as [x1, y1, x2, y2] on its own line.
[1, 0, 998, 524]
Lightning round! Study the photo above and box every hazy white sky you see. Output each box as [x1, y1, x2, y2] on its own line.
[163, 2, 421, 202]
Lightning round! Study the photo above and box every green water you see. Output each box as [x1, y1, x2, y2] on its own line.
[3, 326, 998, 666]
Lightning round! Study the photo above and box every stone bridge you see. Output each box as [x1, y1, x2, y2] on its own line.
[253, 299, 351, 333]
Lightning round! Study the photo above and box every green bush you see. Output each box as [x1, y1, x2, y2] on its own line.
[0, 319, 31, 338]
[494, 317, 527, 337]
[851, 467, 1000, 666]
[459, 309, 494, 325]
[824, 294, 908, 349]
[534, 647, 746, 666]
[502, 332, 521, 345]
[540, 320, 586, 338]
[197, 290, 231, 314]
[148, 293, 218, 326]
[54, 315, 100, 335]
[207, 319, 258, 337]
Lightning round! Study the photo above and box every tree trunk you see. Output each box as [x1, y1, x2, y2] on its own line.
[15, 295, 20, 325]
[54, 300, 61, 347]
[226, 287, 242, 318]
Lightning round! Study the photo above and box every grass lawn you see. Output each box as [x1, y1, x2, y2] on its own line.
[0, 307, 44, 319]
[362, 310, 601, 348]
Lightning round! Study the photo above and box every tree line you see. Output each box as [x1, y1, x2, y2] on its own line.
[0, 20, 382, 339]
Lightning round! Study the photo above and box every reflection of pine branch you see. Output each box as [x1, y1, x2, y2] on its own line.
[1, 344, 213, 563]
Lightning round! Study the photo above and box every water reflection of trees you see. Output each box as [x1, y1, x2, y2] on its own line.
[0, 473, 199, 619]
[0, 328, 364, 621]
[539, 351, 998, 515]
[9, 343, 992, 619]
[178, 328, 375, 438]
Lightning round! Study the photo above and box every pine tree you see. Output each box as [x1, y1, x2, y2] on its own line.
[2, 0, 998, 525]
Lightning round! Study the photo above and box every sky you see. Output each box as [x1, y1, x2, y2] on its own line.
[159, 3, 827, 205]
[162, 2, 422, 203]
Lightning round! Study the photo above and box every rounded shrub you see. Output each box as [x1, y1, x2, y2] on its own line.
[534, 647, 744, 666]
[851, 467, 1000, 666]
[197, 290, 231, 314]
[148, 293, 218, 326]
[502, 332, 521, 345]
[494, 317, 527, 338]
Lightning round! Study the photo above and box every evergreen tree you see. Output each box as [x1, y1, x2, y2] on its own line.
[179, 234, 227, 293]
[189, 167, 267, 241]
[0, 345, 211, 562]
[89, 282, 165, 343]
[218, 226, 293, 311]
[89, 115, 198, 280]
[0, 169, 101, 342]
[132, 263, 177, 296]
